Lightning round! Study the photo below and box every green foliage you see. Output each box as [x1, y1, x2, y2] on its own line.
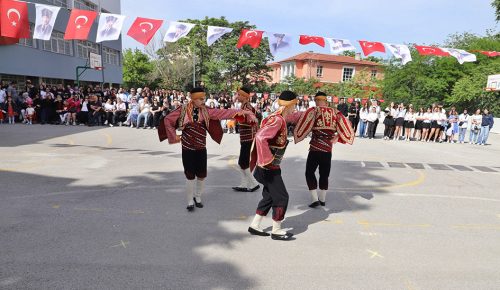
[381, 32, 500, 115]
[122, 48, 153, 89]
[171, 17, 273, 93]
[493, 0, 500, 22]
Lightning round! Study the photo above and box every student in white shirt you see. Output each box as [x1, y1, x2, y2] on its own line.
[358, 103, 369, 138]
[103, 99, 115, 126]
[457, 109, 469, 144]
[366, 107, 378, 139]
[403, 107, 416, 141]
[427, 107, 442, 142]
[469, 109, 482, 144]
[421, 108, 432, 142]
[393, 103, 406, 141]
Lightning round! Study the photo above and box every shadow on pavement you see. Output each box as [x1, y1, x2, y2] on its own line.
[0, 154, 390, 288]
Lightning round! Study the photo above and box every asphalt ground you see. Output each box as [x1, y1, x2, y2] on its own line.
[1, 124, 499, 290]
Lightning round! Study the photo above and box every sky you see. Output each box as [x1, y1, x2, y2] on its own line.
[121, 0, 498, 61]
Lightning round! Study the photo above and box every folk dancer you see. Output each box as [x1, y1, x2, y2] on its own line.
[232, 87, 260, 192]
[158, 87, 256, 211]
[288, 92, 354, 207]
[248, 90, 298, 241]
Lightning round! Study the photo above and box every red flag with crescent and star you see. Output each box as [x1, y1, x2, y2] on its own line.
[64, 9, 97, 40]
[478, 51, 500, 57]
[127, 17, 163, 45]
[414, 45, 450, 57]
[236, 29, 263, 48]
[358, 40, 385, 56]
[0, 0, 29, 38]
[299, 35, 325, 47]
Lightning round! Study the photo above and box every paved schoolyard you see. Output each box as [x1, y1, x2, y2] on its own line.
[1, 124, 499, 289]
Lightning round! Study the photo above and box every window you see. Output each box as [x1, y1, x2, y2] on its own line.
[41, 77, 65, 87]
[103, 47, 120, 66]
[316, 66, 323, 78]
[342, 67, 355, 82]
[77, 40, 100, 59]
[73, 0, 96, 11]
[280, 62, 295, 80]
[46, 0, 67, 8]
[43, 31, 73, 56]
[371, 70, 377, 80]
[18, 24, 36, 48]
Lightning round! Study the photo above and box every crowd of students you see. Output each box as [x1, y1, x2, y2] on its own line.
[0, 81, 495, 146]
[349, 101, 495, 145]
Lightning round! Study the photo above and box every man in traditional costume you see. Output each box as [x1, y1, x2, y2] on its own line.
[289, 91, 354, 207]
[232, 87, 260, 192]
[158, 87, 256, 211]
[247, 90, 298, 241]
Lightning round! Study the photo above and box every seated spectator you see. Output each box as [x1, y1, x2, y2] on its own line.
[126, 97, 139, 127]
[103, 99, 115, 127]
[66, 94, 79, 125]
[78, 96, 89, 125]
[150, 98, 162, 128]
[88, 95, 102, 126]
[114, 98, 127, 126]
[136, 97, 152, 129]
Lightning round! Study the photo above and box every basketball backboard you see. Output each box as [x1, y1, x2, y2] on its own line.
[89, 52, 102, 69]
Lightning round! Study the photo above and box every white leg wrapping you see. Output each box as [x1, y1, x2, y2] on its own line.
[244, 168, 259, 188]
[195, 179, 204, 202]
[186, 179, 195, 205]
[318, 189, 327, 202]
[238, 168, 248, 188]
[272, 220, 286, 235]
[310, 189, 319, 203]
[250, 214, 264, 231]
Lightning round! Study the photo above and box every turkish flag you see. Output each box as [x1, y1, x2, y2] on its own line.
[361, 99, 368, 105]
[127, 17, 163, 45]
[414, 45, 450, 57]
[236, 29, 263, 48]
[479, 51, 500, 57]
[359, 40, 385, 56]
[299, 35, 325, 47]
[333, 96, 339, 103]
[64, 9, 97, 40]
[0, 0, 29, 38]
[347, 98, 353, 104]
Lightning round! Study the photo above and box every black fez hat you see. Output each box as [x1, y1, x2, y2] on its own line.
[41, 8, 53, 18]
[279, 90, 297, 101]
[190, 87, 205, 94]
[315, 91, 327, 97]
[239, 86, 251, 95]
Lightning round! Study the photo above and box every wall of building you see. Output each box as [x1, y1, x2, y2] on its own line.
[0, 0, 122, 85]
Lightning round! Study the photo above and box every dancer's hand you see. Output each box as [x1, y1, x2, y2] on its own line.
[172, 135, 181, 144]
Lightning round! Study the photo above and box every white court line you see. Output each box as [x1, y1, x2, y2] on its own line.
[390, 192, 500, 203]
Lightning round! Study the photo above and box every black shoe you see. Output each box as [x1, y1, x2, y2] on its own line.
[271, 232, 294, 241]
[308, 201, 321, 208]
[232, 186, 249, 192]
[248, 185, 260, 192]
[319, 201, 326, 206]
[186, 205, 195, 212]
[248, 227, 270, 236]
[193, 198, 203, 208]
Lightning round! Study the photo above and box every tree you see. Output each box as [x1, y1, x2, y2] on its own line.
[145, 17, 273, 93]
[122, 48, 153, 89]
[493, 0, 500, 22]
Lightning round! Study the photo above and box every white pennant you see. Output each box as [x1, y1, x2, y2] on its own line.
[327, 38, 356, 54]
[96, 13, 126, 43]
[385, 43, 412, 65]
[440, 48, 477, 64]
[33, 4, 61, 41]
[206, 26, 233, 46]
[163, 21, 196, 42]
[267, 32, 293, 56]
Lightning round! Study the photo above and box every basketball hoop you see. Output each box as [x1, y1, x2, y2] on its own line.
[94, 66, 103, 71]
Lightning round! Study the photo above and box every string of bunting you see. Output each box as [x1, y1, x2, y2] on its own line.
[1, 0, 498, 64]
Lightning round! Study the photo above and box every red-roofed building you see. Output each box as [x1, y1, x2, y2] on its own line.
[268, 52, 383, 84]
